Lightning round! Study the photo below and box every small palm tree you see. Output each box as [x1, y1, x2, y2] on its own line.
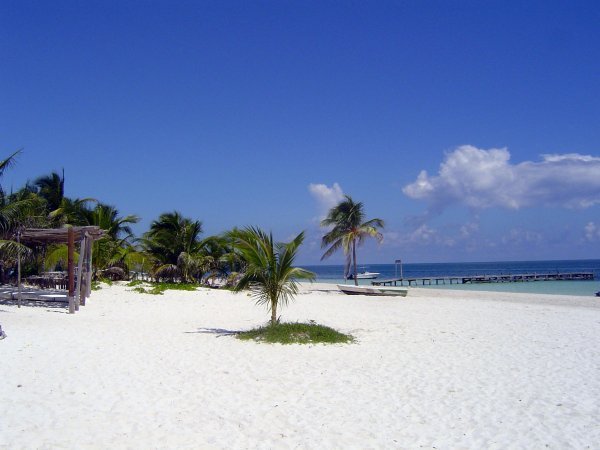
[321, 195, 384, 285]
[232, 227, 315, 326]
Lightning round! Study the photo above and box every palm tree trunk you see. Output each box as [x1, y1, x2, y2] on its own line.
[352, 239, 358, 286]
[271, 300, 277, 326]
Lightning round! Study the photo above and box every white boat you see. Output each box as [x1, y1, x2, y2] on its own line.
[347, 271, 380, 280]
[337, 284, 408, 297]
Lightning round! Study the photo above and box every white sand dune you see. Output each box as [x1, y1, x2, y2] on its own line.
[1, 283, 599, 449]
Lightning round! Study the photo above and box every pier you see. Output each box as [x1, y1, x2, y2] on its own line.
[372, 272, 595, 287]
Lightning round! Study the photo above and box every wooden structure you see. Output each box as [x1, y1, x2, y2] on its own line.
[373, 272, 595, 287]
[16, 226, 105, 314]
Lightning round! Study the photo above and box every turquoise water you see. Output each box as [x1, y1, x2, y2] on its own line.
[300, 260, 600, 297]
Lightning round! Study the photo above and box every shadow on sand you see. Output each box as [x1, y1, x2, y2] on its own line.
[185, 327, 240, 338]
[0, 298, 68, 310]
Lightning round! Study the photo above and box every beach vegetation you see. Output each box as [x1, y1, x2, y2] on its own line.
[140, 211, 206, 282]
[231, 226, 315, 326]
[130, 281, 198, 295]
[237, 322, 353, 344]
[91, 277, 113, 291]
[320, 195, 384, 285]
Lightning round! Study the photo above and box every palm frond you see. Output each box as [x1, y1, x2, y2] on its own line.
[0, 239, 33, 261]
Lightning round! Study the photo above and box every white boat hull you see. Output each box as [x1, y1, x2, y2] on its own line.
[337, 284, 408, 297]
[347, 272, 380, 280]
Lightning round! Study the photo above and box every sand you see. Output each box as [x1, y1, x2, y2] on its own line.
[1, 282, 599, 449]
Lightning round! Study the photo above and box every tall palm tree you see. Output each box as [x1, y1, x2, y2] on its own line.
[91, 203, 139, 243]
[0, 149, 43, 281]
[0, 150, 41, 232]
[34, 170, 64, 214]
[0, 149, 21, 200]
[89, 204, 140, 275]
[232, 227, 315, 326]
[320, 195, 384, 286]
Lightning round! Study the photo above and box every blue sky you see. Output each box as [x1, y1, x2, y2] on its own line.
[2, 1, 599, 264]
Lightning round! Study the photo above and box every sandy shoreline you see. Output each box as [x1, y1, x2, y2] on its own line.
[2, 283, 599, 449]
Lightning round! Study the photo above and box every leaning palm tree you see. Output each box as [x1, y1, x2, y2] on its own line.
[232, 227, 315, 326]
[320, 195, 384, 285]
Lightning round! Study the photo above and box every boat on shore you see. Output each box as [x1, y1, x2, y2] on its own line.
[337, 284, 408, 297]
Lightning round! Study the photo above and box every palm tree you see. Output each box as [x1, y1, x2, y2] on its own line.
[34, 170, 64, 214]
[0, 149, 44, 281]
[91, 203, 139, 242]
[89, 204, 140, 276]
[320, 195, 384, 286]
[0, 149, 21, 199]
[0, 150, 43, 232]
[232, 227, 315, 326]
[141, 211, 204, 282]
[49, 197, 97, 226]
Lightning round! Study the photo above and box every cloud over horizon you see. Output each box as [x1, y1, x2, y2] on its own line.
[403, 146, 600, 211]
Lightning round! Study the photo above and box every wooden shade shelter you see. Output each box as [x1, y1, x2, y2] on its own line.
[16, 226, 105, 314]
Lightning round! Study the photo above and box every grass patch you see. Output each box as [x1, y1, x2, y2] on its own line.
[130, 282, 198, 295]
[127, 280, 144, 287]
[91, 278, 114, 290]
[237, 322, 353, 345]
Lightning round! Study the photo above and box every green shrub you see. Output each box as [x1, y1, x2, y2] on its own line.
[130, 282, 198, 295]
[237, 322, 353, 345]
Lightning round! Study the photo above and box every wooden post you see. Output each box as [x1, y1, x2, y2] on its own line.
[85, 237, 93, 299]
[17, 230, 22, 308]
[68, 226, 75, 314]
[80, 236, 88, 306]
[75, 234, 86, 309]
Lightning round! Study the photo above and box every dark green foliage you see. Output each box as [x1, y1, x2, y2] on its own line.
[34, 171, 64, 213]
[237, 322, 354, 345]
[140, 211, 204, 282]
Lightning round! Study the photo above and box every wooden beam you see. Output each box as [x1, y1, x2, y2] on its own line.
[84, 235, 93, 303]
[75, 234, 86, 309]
[68, 226, 75, 314]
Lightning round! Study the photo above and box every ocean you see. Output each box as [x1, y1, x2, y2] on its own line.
[300, 259, 600, 297]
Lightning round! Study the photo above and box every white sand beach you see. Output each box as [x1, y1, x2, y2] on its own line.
[1, 283, 599, 449]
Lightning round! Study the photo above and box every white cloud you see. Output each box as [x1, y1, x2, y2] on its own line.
[584, 222, 600, 241]
[403, 145, 600, 210]
[501, 228, 544, 245]
[308, 182, 345, 217]
[385, 224, 457, 247]
[460, 220, 480, 238]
